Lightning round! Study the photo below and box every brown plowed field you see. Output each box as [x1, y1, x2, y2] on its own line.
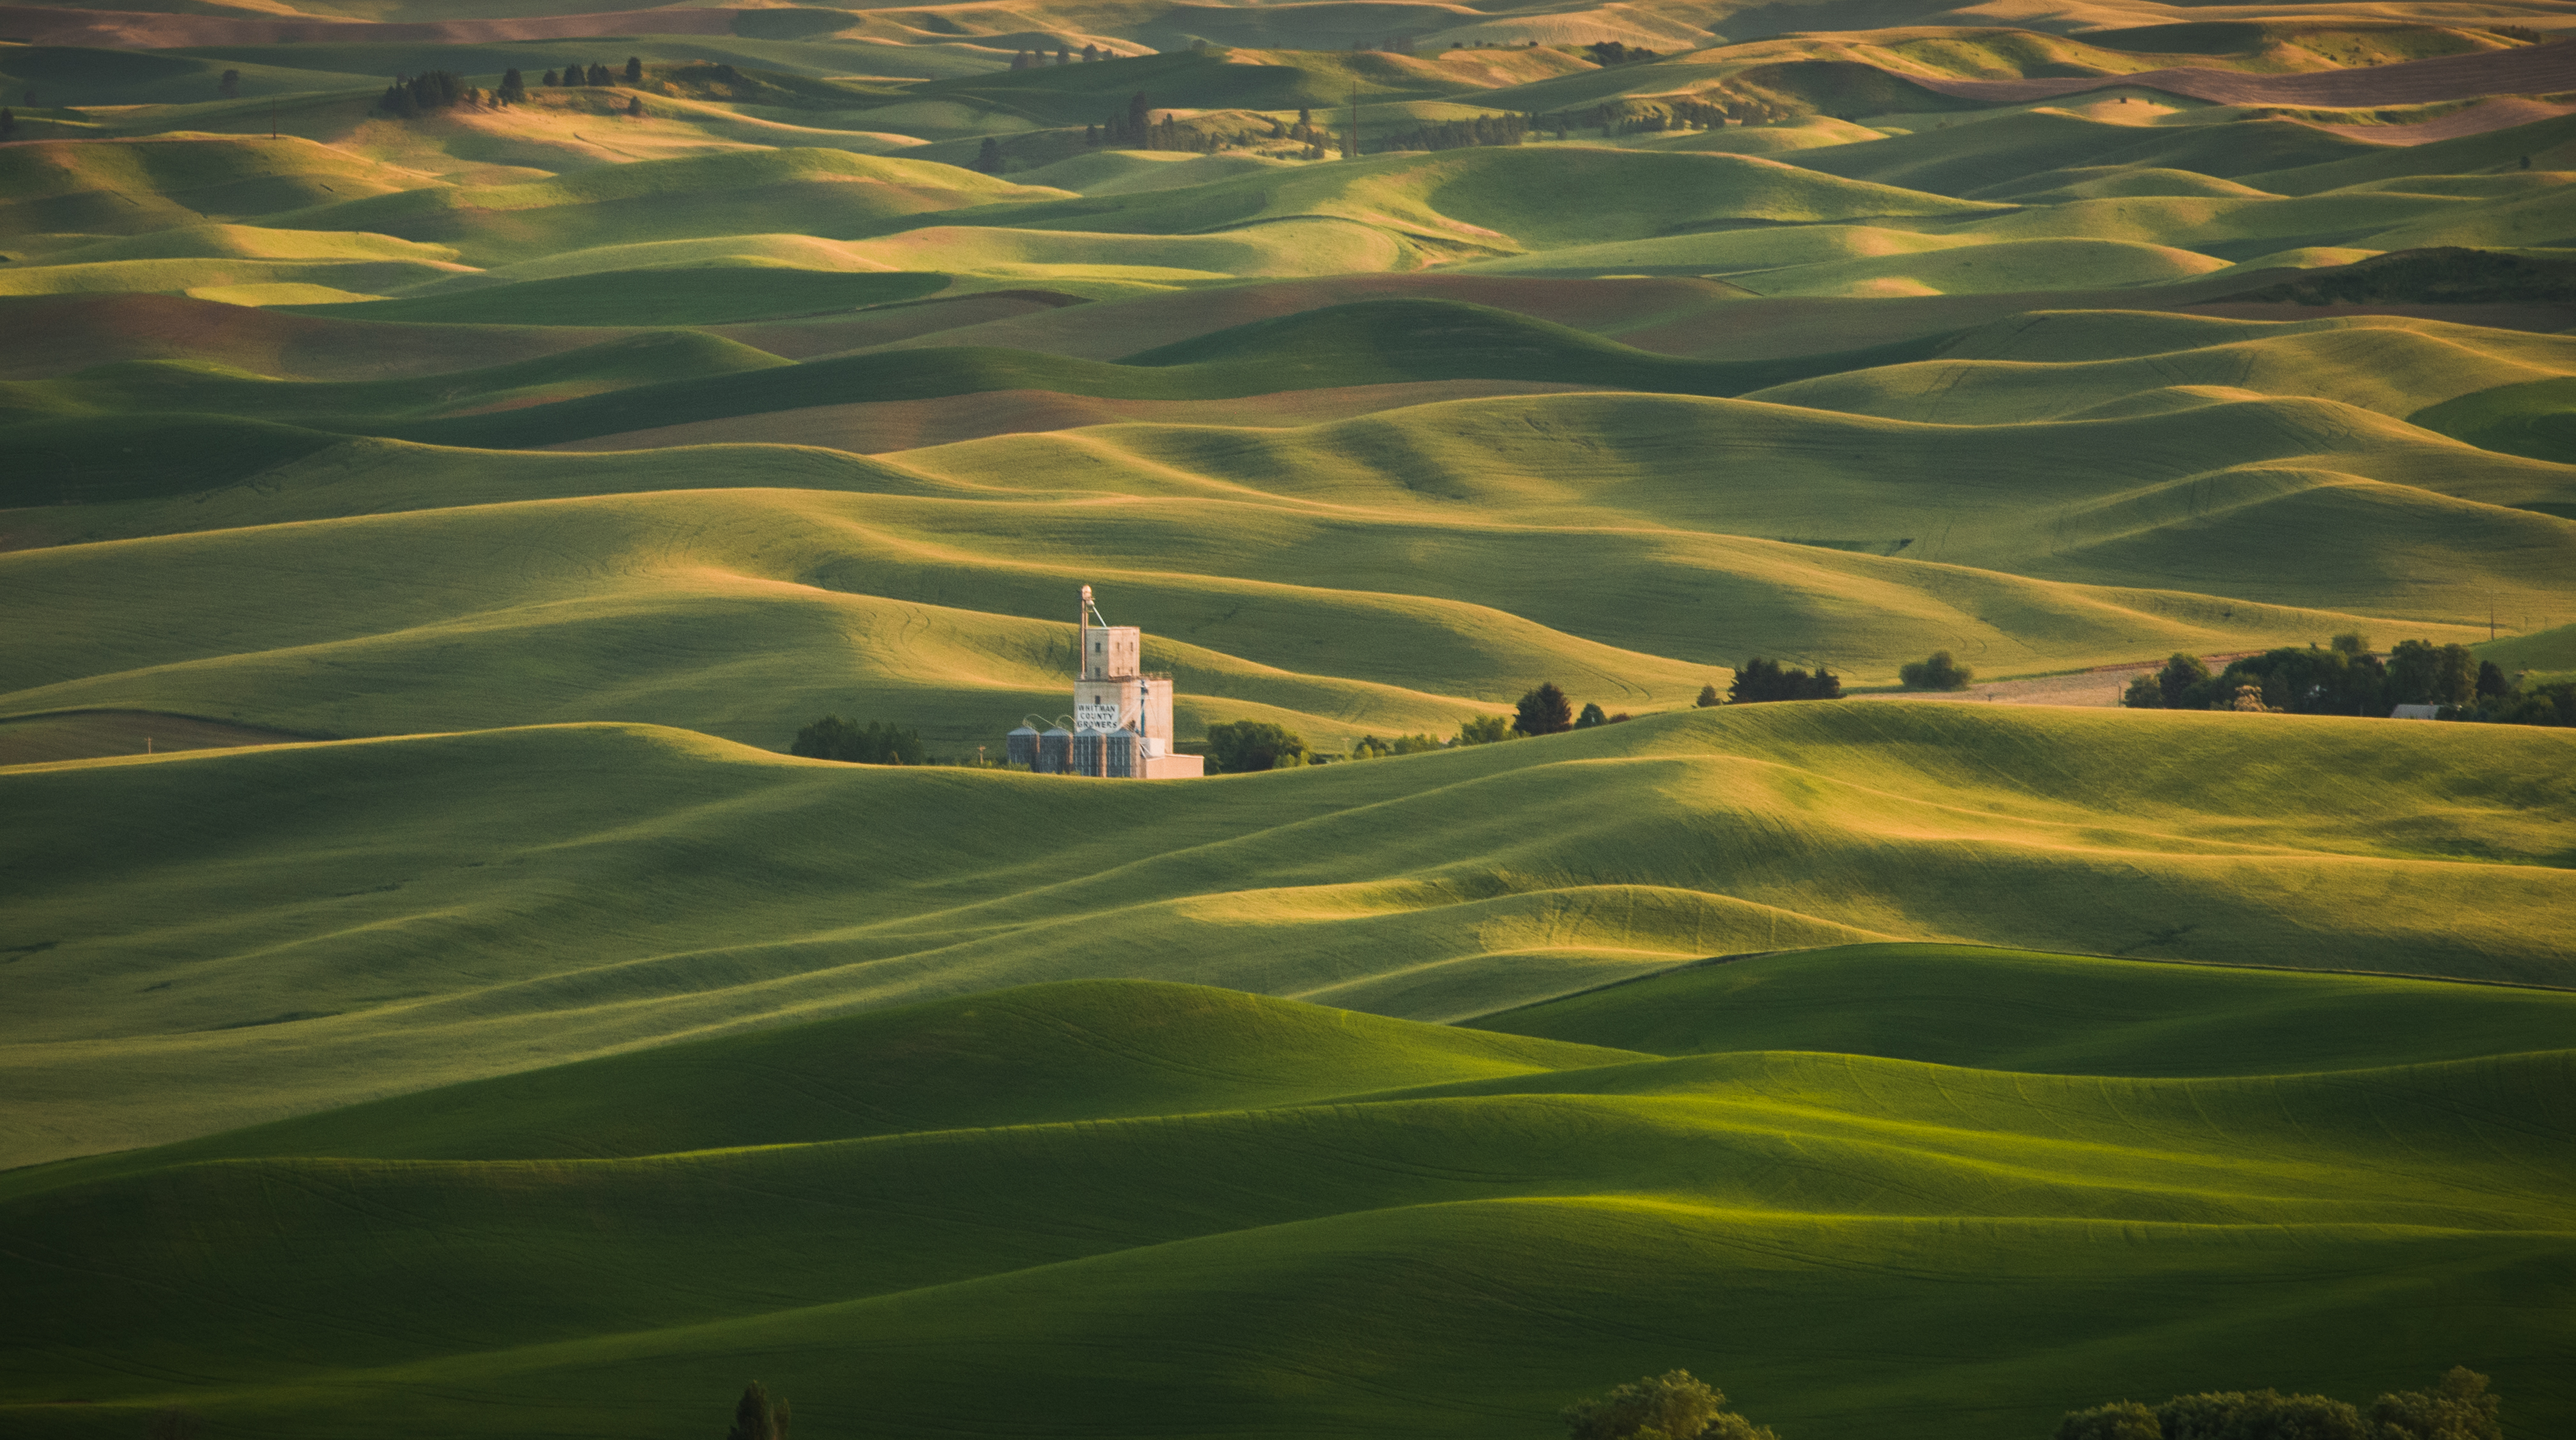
[0, 3, 733, 48]
[0, 293, 619, 381]
[2310, 95, 2575, 142]
[1906, 39, 2576, 107]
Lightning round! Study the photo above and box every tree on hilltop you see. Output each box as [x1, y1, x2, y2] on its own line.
[1562, 1370, 1777, 1440]
[1514, 682, 1574, 735]
[1898, 649, 1972, 691]
[725, 1382, 790, 1440]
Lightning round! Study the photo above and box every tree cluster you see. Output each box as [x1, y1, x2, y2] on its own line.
[2117, 635, 2565, 724]
[1541, 96, 1782, 137]
[1378, 111, 1529, 152]
[2056, 1366, 2499, 1440]
[1088, 92, 1250, 151]
[1507, 682, 1633, 736]
[790, 715, 927, 765]
[375, 71, 469, 117]
[1563, 1370, 1776, 1440]
[1007, 48, 1073, 68]
[1727, 657, 1843, 704]
[1205, 719, 1309, 773]
[1348, 732, 1447, 759]
[1899, 649, 1973, 692]
[1586, 41, 1661, 65]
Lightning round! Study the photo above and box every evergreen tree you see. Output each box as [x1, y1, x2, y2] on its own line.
[542, 69, 559, 86]
[1695, 683, 1720, 708]
[725, 1382, 785, 1440]
[1727, 658, 1842, 704]
[586, 63, 611, 86]
[1, 107, 15, 141]
[218, 68, 241, 99]
[623, 54, 643, 82]
[1055, 47, 1071, 63]
[1513, 682, 1574, 736]
[973, 136, 1003, 173]
[1009, 49, 1031, 69]
[499, 67, 526, 103]
[1573, 701, 1609, 728]
[1081, 43, 1101, 61]
[626, 93, 643, 116]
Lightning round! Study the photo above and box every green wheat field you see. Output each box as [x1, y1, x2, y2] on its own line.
[3, 0, 2573, 1434]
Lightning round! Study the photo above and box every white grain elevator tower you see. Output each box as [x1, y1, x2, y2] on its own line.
[1005, 585, 1203, 778]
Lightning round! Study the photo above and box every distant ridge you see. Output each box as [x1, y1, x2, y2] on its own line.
[1902, 36, 2576, 107]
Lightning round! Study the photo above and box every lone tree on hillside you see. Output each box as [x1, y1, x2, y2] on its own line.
[973, 136, 1003, 173]
[626, 93, 644, 116]
[1562, 1370, 1778, 1440]
[218, 68, 241, 99]
[1514, 682, 1575, 735]
[624, 54, 643, 82]
[1898, 649, 1972, 691]
[1, 107, 16, 140]
[726, 1382, 791, 1440]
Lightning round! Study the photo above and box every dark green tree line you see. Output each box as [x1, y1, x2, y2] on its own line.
[790, 715, 926, 765]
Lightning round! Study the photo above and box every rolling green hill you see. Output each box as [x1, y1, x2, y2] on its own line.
[10, 17, 2576, 1439]
[1468, 942, 2576, 1072]
[3, 706, 2568, 1167]
[1, 969, 2567, 1440]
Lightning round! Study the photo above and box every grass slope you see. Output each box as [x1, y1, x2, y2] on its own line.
[0, 299, 1959, 461]
[1468, 943, 2576, 1072]
[280, 268, 952, 326]
[2, 706, 2570, 1165]
[0, 972, 2567, 1440]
